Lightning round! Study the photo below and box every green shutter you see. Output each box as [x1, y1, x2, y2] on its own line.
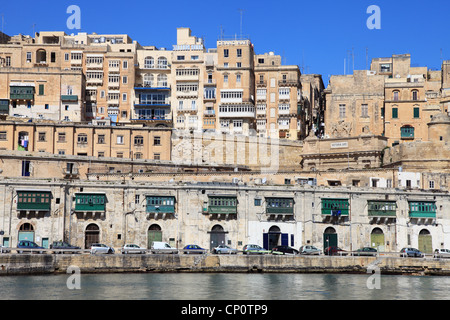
[39, 84, 44, 96]
[392, 108, 398, 119]
[413, 107, 420, 118]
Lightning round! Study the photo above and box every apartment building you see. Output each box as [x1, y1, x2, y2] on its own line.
[324, 54, 446, 146]
[0, 31, 138, 124]
[254, 52, 302, 139]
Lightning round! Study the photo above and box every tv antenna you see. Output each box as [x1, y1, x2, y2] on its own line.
[238, 9, 244, 38]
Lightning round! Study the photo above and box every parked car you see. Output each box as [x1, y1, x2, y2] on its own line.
[299, 245, 321, 255]
[212, 245, 238, 254]
[0, 245, 11, 253]
[151, 241, 179, 254]
[90, 243, 115, 254]
[271, 245, 299, 255]
[242, 244, 271, 255]
[50, 241, 81, 254]
[183, 244, 207, 254]
[353, 247, 377, 256]
[434, 248, 450, 259]
[121, 244, 146, 254]
[400, 247, 423, 258]
[324, 246, 347, 256]
[17, 240, 44, 254]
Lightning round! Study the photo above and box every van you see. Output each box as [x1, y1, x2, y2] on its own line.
[150, 241, 178, 254]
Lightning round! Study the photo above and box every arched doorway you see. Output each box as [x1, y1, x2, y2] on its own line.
[323, 227, 337, 250]
[18, 223, 34, 242]
[263, 226, 285, 250]
[148, 224, 162, 248]
[418, 229, 432, 254]
[209, 225, 226, 251]
[371, 227, 385, 252]
[85, 224, 100, 249]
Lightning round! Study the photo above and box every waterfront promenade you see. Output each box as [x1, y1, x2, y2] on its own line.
[1, 252, 450, 276]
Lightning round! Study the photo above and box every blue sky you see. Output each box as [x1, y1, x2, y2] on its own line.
[1, 0, 449, 85]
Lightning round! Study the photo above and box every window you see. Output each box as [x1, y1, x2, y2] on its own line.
[339, 104, 346, 119]
[154, 153, 161, 160]
[401, 126, 414, 139]
[254, 198, 262, 206]
[134, 135, 144, 146]
[0, 131, 6, 141]
[237, 49, 242, 57]
[412, 90, 418, 101]
[38, 132, 46, 142]
[361, 104, 368, 117]
[51, 52, 56, 63]
[413, 107, 420, 118]
[392, 107, 398, 119]
[224, 49, 229, 57]
[144, 57, 154, 69]
[429, 180, 435, 189]
[58, 133, 66, 143]
[122, 93, 127, 101]
[64, 53, 69, 61]
[393, 91, 399, 101]
[122, 76, 128, 84]
[116, 135, 124, 144]
[98, 135, 106, 144]
[154, 136, 161, 146]
[39, 84, 44, 96]
[26, 52, 32, 62]
[177, 55, 185, 61]
[224, 74, 228, 83]
[123, 60, 128, 69]
[77, 134, 88, 144]
[236, 74, 241, 83]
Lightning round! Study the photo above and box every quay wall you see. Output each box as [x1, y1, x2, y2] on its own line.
[1, 254, 450, 276]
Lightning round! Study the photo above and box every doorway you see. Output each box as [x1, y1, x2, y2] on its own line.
[370, 227, 385, 252]
[148, 224, 162, 248]
[84, 224, 100, 249]
[418, 229, 432, 254]
[18, 223, 34, 242]
[209, 225, 226, 251]
[323, 227, 337, 250]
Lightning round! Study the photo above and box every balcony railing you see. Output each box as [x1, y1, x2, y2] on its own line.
[218, 105, 255, 118]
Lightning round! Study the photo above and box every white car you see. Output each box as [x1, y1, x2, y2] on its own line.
[121, 244, 146, 254]
[434, 248, 450, 258]
[90, 243, 114, 254]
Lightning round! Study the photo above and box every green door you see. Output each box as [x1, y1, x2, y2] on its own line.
[323, 232, 337, 250]
[42, 238, 49, 249]
[148, 224, 162, 248]
[418, 231, 432, 254]
[371, 233, 385, 252]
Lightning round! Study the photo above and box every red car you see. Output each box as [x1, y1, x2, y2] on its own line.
[324, 246, 347, 256]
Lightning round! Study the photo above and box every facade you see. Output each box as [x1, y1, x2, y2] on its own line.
[0, 178, 448, 255]
[325, 54, 447, 146]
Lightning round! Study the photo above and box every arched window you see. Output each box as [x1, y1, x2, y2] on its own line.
[393, 90, 400, 101]
[143, 74, 153, 87]
[77, 133, 88, 144]
[157, 74, 168, 87]
[19, 223, 34, 231]
[157, 57, 168, 69]
[144, 57, 154, 69]
[36, 49, 47, 64]
[412, 90, 419, 101]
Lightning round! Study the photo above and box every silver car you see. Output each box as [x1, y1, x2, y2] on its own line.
[434, 248, 450, 258]
[90, 243, 114, 254]
[299, 245, 321, 255]
[121, 244, 146, 254]
[213, 245, 238, 254]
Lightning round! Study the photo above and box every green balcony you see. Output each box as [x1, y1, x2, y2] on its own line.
[74, 193, 106, 212]
[266, 197, 294, 215]
[17, 191, 51, 211]
[146, 196, 175, 214]
[368, 201, 397, 217]
[409, 201, 436, 218]
[10, 86, 34, 100]
[206, 195, 237, 214]
[61, 95, 78, 102]
[322, 198, 349, 216]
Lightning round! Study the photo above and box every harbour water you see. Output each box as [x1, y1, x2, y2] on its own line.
[1, 273, 450, 300]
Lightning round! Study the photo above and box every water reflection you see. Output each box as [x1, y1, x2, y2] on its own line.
[1, 273, 450, 300]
